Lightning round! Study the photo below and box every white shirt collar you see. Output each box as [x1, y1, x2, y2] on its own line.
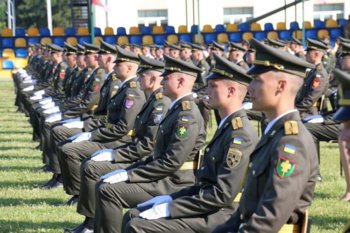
[264, 109, 298, 135]
[218, 107, 244, 129]
[120, 75, 136, 88]
[169, 93, 193, 110]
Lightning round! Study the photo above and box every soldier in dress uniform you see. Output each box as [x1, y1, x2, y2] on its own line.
[206, 41, 225, 68]
[93, 55, 206, 233]
[290, 36, 306, 60]
[228, 42, 249, 70]
[213, 38, 319, 233]
[179, 41, 193, 63]
[122, 53, 259, 233]
[164, 41, 181, 59]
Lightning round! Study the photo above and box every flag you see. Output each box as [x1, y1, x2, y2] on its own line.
[92, 0, 109, 11]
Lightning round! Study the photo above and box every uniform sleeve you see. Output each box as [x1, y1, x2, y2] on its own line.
[127, 110, 200, 182]
[238, 135, 311, 233]
[84, 69, 106, 110]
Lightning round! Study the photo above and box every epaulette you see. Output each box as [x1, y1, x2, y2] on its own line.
[231, 117, 243, 130]
[284, 121, 299, 135]
[129, 81, 137, 88]
[155, 92, 163, 100]
[111, 73, 118, 81]
[181, 101, 191, 110]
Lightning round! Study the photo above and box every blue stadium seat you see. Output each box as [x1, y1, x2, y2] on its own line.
[65, 27, 76, 36]
[15, 28, 26, 37]
[165, 25, 176, 34]
[103, 36, 117, 44]
[2, 59, 14, 69]
[15, 48, 28, 58]
[27, 37, 40, 45]
[238, 23, 250, 32]
[78, 36, 91, 44]
[278, 30, 292, 41]
[178, 34, 192, 43]
[214, 24, 226, 33]
[129, 35, 142, 45]
[314, 19, 325, 29]
[52, 37, 65, 46]
[290, 21, 300, 30]
[306, 29, 318, 39]
[1, 38, 15, 48]
[204, 33, 217, 44]
[264, 22, 274, 31]
[329, 28, 343, 39]
[40, 27, 51, 36]
[94, 27, 102, 36]
[140, 26, 151, 35]
[154, 34, 166, 45]
[228, 32, 242, 43]
[254, 31, 267, 41]
[117, 27, 127, 35]
[190, 25, 199, 34]
[338, 19, 347, 27]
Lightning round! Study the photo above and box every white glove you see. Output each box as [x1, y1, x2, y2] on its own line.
[23, 79, 34, 84]
[34, 90, 45, 96]
[91, 149, 114, 161]
[72, 132, 91, 143]
[43, 106, 60, 114]
[23, 85, 34, 92]
[192, 92, 198, 98]
[60, 117, 81, 124]
[303, 114, 324, 123]
[137, 195, 172, 208]
[63, 121, 84, 129]
[139, 203, 170, 220]
[45, 113, 62, 123]
[101, 169, 128, 183]
[42, 102, 55, 109]
[243, 102, 253, 110]
[30, 95, 43, 101]
[39, 97, 53, 105]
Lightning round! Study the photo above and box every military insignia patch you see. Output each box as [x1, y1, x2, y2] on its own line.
[153, 113, 163, 124]
[283, 144, 296, 154]
[59, 71, 65, 79]
[93, 85, 100, 92]
[125, 98, 134, 109]
[181, 116, 189, 122]
[312, 76, 321, 89]
[226, 148, 242, 168]
[129, 81, 137, 88]
[177, 125, 188, 138]
[276, 157, 296, 178]
[233, 137, 242, 145]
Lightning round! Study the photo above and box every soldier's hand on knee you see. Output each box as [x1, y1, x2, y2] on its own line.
[91, 149, 113, 162]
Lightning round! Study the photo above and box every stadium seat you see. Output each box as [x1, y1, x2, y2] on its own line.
[191, 25, 199, 34]
[104, 36, 117, 44]
[338, 18, 347, 27]
[78, 36, 91, 44]
[15, 38, 27, 48]
[140, 26, 151, 35]
[214, 24, 226, 33]
[178, 34, 192, 43]
[242, 32, 254, 41]
[94, 27, 102, 36]
[15, 28, 26, 37]
[142, 35, 154, 45]
[152, 26, 164, 34]
[40, 27, 51, 36]
[94, 36, 103, 45]
[264, 22, 274, 31]
[53, 27, 65, 36]
[129, 35, 142, 45]
[15, 48, 28, 58]
[254, 31, 267, 41]
[226, 23, 239, 32]
[305, 29, 318, 39]
[129, 26, 140, 35]
[292, 30, 303, 40]
[1, 27, 13, 37]
[41, 37, 52, 44]
[66, 37, 78, 46]
[13, 58, 28, 69]
[317, 29, 330, 40]
[250, 22, 262, 31]
[329, 28, 343, 39]
[65, 27, 76, 36]
[27, 27, 40, 36]
[178, 25, 188, 33]
[228, 32, 242, 42]
[289, 21, 300, 30]
[117, 27, 127, 35]
[194, 34, 204, 44]
[77, 27, 89, 36]
[104, 27, 114, 35]
[276, 22, 286, 30]
[154, 34, 166, 45]
[1, 38, 15, 48]
[303, 21, 313, 29]
[167, 34, 179, 44]
[325, 19, 338, 28]
[27, 37, 40, 45]
[165, 25, 176, 34]
[314, 19, 325, 29]
[202, 24, 213, 33]
[239, 23, 250, 32]
[278, 30, 292, 41]
[217, 33, 229, 43]
[267, 31, 279, 40]
[2, 59, 14, 69]
[117, 36, 129, 46]
[2, 48, 15, 58]
[52, 37, 65, 46]
[204, 33, 217, 44]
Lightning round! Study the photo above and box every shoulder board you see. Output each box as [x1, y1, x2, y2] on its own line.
[129, 81, 137, 88]
[181, 101, 191, 111]
[231, 117, 243, 130]
[284, 121, 299, 135]
[127, 93, 135, 98]
[111, 73, 118, 81]
[155, 92, 163, 100]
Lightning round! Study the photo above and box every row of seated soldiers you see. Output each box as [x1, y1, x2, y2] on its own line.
[12, 35, 350, 233]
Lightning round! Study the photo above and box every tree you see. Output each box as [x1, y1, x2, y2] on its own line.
[0, 0, 8, 30]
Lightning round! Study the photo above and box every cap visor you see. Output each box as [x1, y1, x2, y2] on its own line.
[247, 65, 274, 75]
[333, 107, 350, 121]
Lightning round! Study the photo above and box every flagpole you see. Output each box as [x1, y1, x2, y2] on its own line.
[90, 0, 95, 44]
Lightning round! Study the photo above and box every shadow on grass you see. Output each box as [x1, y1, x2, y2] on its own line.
[0, 197, 65, 207]
[310, 215, 348, 230]
[0, 155, 39, 160]
[0, 180, 53, 189]
[0, 138, 34, 143]
[0, 220, 78, 232]
[0, 146, 37, 150]
[0, 166, 42, 172]
[0, 130, 32, 134]
[314, 191, 336, 199]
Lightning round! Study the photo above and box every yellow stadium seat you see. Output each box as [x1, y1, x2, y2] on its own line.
[202, 24, 213, 33]
[178, 25, 188, 34]
[2, 49, 15, 58]
[142, 35, 154, 45]
[27, 27, 40, 36]
[129, 26, 140, 35]
[303, 21, 312, 29]
[317, 29, 330, 40]
[276, 22, 287, 30]
[226, 23, 238, 32]
[217, 33, 228, 43]
[77, 27, 89, 36]
[15, 38, 27, 48]
[94, 37, 104, 45]
[117, 36, 129, 46]
[167, 34, 179, 44]
[53, 27, 65, 36]
[250, 22, 262, 31]
[104, 27, 114, 35]
[66, 37, 78, 46]
[41, 37, 52, 45]
[194, 34, 204, 44]
[267, 31, 279, 40]
[292, 30, 303, 40]
[243, 32, 254, 41]
[152, 26, 164, 34]
[13, 58, 28, 69]
[1, 28, 13, 37]
[325, 19, 338, 28]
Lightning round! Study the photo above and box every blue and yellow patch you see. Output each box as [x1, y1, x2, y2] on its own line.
[283, 144, 296, 154]
[233, 137, 242, 145]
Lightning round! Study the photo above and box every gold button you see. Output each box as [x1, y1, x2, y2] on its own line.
[240, 214, 243, 220]
[206, 148, 210, 152]
[211, 157, 215, 161]
[252, 170, 255, 175]
[249, 162, 252, 168]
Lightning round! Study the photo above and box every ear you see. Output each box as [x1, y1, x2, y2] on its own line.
[227, 86, 235, 97]
[277, 79, 287, 93]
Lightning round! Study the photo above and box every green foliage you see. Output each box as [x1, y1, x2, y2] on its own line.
[0, 0, 7, 30]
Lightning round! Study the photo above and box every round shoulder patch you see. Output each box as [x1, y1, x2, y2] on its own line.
[226, 148, 242, 168]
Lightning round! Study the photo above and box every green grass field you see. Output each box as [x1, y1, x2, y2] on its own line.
[0, 78, 349, 232]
